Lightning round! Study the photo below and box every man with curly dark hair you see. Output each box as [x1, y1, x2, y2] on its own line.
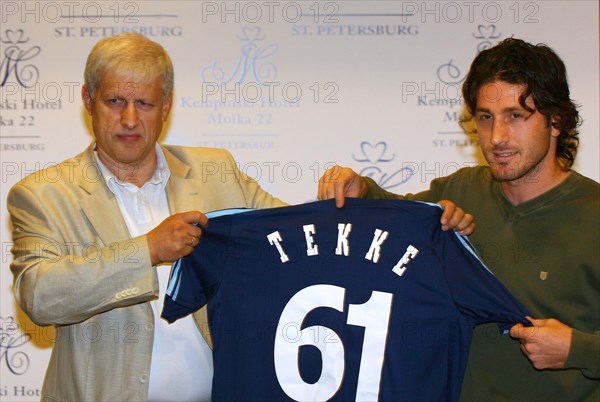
[318, 38, 599, 401]
[462, 38, 580, 172]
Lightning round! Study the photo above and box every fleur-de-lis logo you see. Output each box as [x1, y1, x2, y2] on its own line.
[352, 141, 416, 190]
[1, 317, 31, 375]
[0, 29, 41, 88]
[473, 24, 501, 51]
[201, 27, 278, 85]
[1, 29, 29, 44]
[238, 27, 265, 42]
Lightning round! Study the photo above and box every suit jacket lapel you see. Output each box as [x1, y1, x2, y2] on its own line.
[77, 145, 131, 245]
[163, 146, 204, 214]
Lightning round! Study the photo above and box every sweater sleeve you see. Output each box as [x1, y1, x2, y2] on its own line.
[565, 329, 600, 379]
[363, 176, 444, 203]
[363, 177, 406, 200]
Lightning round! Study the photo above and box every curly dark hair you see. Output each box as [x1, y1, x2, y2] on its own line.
[462, 38, 581, 168]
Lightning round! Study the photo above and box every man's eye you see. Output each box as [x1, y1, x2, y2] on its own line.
[109, 98, 123, 104]
[511, 113, 523, 119]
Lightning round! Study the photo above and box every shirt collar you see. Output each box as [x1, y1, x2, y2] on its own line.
[94, 143, 171, 191]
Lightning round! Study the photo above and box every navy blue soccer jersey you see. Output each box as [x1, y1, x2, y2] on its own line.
[162, 199, 530, 402]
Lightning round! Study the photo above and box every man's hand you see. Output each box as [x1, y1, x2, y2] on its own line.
[317, 166, 475, 235]
[437, 200, 475, 235]
[510, 317, 573, 370]
[147, 211, 208, 265]
[318, 166, 367, 208]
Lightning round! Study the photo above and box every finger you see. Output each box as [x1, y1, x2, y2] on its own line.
[446, 208, 463, 230]
[526, 317, 548, 328]
[189, 224, 202, 239]
[521, 326, 541, 342]
[334, 180, 347, 209]
[520, 343, 532, 358]
[318, 167, 340, 199]
[317, 171, 329, 200]
[317, 177, 325, 200]
[318, 167, 347, 208]
[196, 213, 208, 227]
[457, 213, 474, 230]
[180, 211, 209, 227]
[521, 340, 539, 356]
[188, 235, 199, 248]
[458, 222, 476, 236]
[509, 323, 524, 339]
[438, 200, 455, 227]
[455, 214, 474, 234]
[510, 321, 539, 340]
[318, 179, 335, 202]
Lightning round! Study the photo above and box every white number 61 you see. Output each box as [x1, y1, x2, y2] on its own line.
[274, 284, 393, 401]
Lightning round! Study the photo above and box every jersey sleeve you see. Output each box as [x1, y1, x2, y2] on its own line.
[440, 229, 531, 332]
[161, 214, 234, 323]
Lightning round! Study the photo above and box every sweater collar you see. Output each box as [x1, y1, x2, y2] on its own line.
[493, 171, 581, 218]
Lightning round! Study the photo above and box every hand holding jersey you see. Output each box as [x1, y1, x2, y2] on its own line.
[511, 317, 573, 370]
[147, 211, 207, 265]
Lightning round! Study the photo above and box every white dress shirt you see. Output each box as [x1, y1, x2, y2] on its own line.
[95, 145, 213, 401]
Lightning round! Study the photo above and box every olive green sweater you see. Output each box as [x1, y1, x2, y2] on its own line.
[365, 166, 599, 401]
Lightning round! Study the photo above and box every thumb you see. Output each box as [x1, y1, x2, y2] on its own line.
[509, 323, 525, 339]
[510, 317, 537, 340]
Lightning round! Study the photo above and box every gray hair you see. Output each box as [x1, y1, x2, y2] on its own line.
[84, 32, 174, 100]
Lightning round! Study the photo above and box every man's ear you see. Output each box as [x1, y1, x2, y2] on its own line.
[550, 115, 561, 138]
[162, 94, 173, 121]
[82, 85, 93, 115]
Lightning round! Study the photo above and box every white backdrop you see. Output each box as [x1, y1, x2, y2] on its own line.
[1, 1, 598, 399]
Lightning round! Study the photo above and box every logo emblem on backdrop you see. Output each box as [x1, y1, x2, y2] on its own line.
[436, 25, 501, 85]
[352, 141, 416, 190]
[473, 24, 502, 51]
[0, 29, 41, 88]
[0, 316, 31, 375]
[201, 27, 279, 85]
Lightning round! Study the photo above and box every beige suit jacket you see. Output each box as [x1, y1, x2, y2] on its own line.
[8, 144, 286, 402]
